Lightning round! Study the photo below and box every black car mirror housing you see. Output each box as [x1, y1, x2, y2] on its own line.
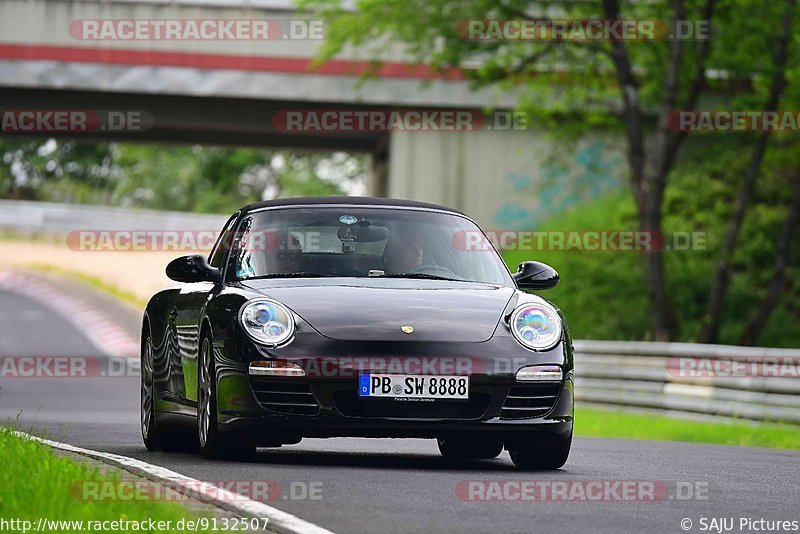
[166, 255, 220, 283]
[512, 261, 559, 290]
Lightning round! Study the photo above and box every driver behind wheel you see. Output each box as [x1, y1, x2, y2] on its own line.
[273, 230, 304, 274]
[383, 232, 424, 274]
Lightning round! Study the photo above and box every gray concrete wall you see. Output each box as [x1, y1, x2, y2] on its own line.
[388, 128, 627, 228]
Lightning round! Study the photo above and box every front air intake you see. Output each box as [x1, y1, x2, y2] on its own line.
[250, 380, 320, 416]
[500, 383, 561, 419]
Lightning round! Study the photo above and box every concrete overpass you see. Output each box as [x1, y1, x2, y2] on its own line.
[0, 0, 624, 227]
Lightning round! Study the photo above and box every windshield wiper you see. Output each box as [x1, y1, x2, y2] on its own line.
[243, 272, 331, 279]
[381, 273, 464, 282]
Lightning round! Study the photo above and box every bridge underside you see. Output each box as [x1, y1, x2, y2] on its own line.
[0, 86, 627, 226]
[0, 87, 389, 153]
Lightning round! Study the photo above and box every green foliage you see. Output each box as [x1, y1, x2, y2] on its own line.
[503, 191, 647, 340]
[299, 0, 799, 126]
[503, 138, 800, 347]
[0, 427, 216, 532]
[0, 139, 114, 201]
[0, 139, 366, 213]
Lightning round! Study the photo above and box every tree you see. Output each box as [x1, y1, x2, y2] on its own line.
[0, 139, 366, 213]
[698, 0, 797, 342]
[299, 0, 795, 341]
[737, 171, 800, 345]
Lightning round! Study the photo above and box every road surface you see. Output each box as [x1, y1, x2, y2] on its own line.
[1, 284, 798, 534]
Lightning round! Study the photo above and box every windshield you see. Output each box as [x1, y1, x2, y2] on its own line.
[225, 206, 511, 285]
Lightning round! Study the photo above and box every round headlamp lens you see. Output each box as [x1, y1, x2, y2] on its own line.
[252, 305, 274, 325]
[263, 321, 286, 338]
[240, 299, 294, 347]
[510, 301, 562, 350]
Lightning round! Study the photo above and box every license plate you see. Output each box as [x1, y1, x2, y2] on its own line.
[359, 374, 469, 400]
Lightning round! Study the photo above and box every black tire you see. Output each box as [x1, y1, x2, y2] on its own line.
[508, 431, 572, 470]
[140, 334, 162, 451]
[141, 334, 197, 452]
[197, 334, 254, 459]
[437, 436, 504, 460]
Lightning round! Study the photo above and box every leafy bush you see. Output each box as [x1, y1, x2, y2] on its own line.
[503, 144, 800, 347]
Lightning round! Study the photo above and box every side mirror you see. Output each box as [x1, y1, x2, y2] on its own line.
[512, 261, 559, 290]
[166, 255, 220, 283]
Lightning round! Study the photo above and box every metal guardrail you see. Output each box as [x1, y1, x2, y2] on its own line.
[52, 0, 297, 8]
[574, 340, 800, 424]
[0, 199, 228, 234]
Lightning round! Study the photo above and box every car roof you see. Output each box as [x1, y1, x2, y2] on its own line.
[240, 196, 465, 216]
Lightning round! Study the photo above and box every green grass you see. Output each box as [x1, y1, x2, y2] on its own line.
[0, 428, 222, 533]
[24, 262, 148, 309]
[575, 407, 800, 450]
[0, 230, 63, 244]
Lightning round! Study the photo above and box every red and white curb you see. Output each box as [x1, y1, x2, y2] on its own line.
[15, 430, 335, 534]
[0, 270, 140, 358]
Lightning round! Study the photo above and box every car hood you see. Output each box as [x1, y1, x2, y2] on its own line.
[239, 278, 516, 342]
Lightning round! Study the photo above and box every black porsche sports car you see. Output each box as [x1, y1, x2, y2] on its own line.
[141, 197, 574, 469]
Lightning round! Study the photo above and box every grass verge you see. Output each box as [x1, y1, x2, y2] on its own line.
[575, 407, 800, 450]
[0, 230, 63, 245]
[24, 262, 147, 309]
[0, 427, 219, 533]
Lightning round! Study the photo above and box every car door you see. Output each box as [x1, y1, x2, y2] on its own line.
[171, 213, 240, 404]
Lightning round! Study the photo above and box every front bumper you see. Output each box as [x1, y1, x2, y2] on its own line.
[211, 332, 574, 440]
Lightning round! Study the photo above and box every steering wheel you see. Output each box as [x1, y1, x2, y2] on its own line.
[410, 264, 461, 279]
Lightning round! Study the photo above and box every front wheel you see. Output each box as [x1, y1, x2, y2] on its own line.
[508, 431, 572, 470]
[197, 335, 254, 459]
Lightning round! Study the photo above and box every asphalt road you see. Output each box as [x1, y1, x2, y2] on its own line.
[1, 287, 799, 534]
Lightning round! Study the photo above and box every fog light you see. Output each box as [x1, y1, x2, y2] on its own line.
[515, 365, 562, 382]
[249, 360, 305, 377]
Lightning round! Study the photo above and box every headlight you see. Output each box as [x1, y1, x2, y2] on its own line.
[239, 299, 295, 347]
[509, 299, 562, 351]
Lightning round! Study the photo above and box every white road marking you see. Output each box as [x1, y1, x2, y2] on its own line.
[15, 430, 336, 534]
